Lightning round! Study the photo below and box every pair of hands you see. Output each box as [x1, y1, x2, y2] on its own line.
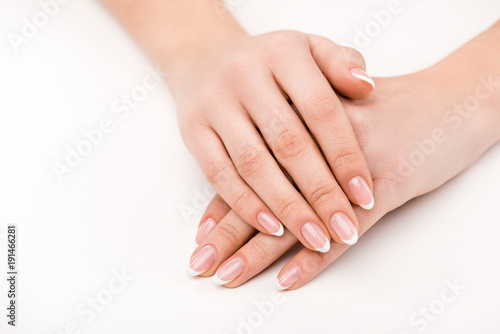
[178, 30, 377, 255]
[98, 0, 500, 291]
[180, 29, 499, 289]
[188, 74, 424, 289]
[178, 29, 406, 287]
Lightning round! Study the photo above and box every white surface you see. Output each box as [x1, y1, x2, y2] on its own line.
[1, 1, 500, 333]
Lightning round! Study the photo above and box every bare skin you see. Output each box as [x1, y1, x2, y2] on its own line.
[98, 1, 500, 289]
[195, 22, 500, 289]
[100, 0, 378, 252]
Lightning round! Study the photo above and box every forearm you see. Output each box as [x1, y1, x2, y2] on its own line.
[99, 0, 246, 74]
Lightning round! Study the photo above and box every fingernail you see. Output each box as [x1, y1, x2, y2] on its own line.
[188, 245, 217, 276]
[301, 222, 330, 253]
[350, 68, 375, 89]
[329, 213, 358, 245]
[257, 211, 284, 236]
[195, 218, 217, 245]
[276, 265, 302, 291]
[348, 176, 374, 210]
[213, 257, 245, 285]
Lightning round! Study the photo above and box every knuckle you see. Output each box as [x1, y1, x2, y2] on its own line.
[275, 196, 300, 222]
[305, 92, 337, 121]
[330, 149, 361, 172]
[204, 158, 229, 185]
[308, 182, 338, 208]
[258, 106, 289, 137]
[212, 194, 230, 212]
[232, 190, 253, 212]
[235, 145, 265, 178]
[274, 127, 308, 160]
[248, 239, 270, 261]
[347, 108, 369, 129]
[216, 223, 241, 248]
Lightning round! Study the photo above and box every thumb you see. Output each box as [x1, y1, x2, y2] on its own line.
[307, 34, 375, 100]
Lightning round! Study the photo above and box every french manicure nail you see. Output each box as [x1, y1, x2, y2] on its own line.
[213, 257, 245, 285]
[329, 212, 358, 245]
[276, 265, 302, 291]
[348, 176, 374, 210]
[301, 222, 330, 253]
[350, 68, 376, 89]
[257, 211, 284, 236]
[188, 245, 216, 276]
[195, 218, 217, 245]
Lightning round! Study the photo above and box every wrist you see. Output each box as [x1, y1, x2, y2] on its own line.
[164, 29, 248, 89]
[101, 0, 247, 98]
[164, 29, 249, 103]
[392, 63, 500, 198]
[152, 2, 248, 97]
[369, 66, 498, 201]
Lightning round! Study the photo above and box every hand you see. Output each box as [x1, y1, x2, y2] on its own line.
[175, 30, 377, 253]
[189, 58, 500, 287]
[97, 2, 500, 288]
[99, 0, 376, 258]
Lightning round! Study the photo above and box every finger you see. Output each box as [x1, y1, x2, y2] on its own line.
[212, 226, 298, 287]
[307, 34, 375, 99]
[213, 111, 333, 251]
[186, 125, 285, 237]
[242, 76, 360, 246]
[276, 207, 379, 290]
[275, 241, 348, 290]
[188, 209, 256, 277]
[209, 206, 371, 288]
[274, 46, 375, 212]
[195, 194, 230, 245]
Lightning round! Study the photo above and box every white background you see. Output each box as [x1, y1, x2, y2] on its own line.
[1, 0, 500, 333]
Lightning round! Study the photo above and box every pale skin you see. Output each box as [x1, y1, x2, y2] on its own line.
[196, 22, 500, 289]
[98, 1, 500, 288]
[100, 0, 378, 252]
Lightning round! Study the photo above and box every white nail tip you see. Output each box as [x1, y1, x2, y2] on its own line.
[316, 240, 331, 253]
[352, 72, 376, 89]
[275, 280, 289, 291]
[359, 197, 375, 210]
[342, 230, 359, 245]
[273, 224, 284, 237]
[212, 272, 230, 285]
[187, 267, 205, 277]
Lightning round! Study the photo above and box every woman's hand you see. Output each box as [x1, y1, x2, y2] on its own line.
[175, 30, 377, 255]
[100, 0, 375, 254]
[189, 26, 500, 286]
